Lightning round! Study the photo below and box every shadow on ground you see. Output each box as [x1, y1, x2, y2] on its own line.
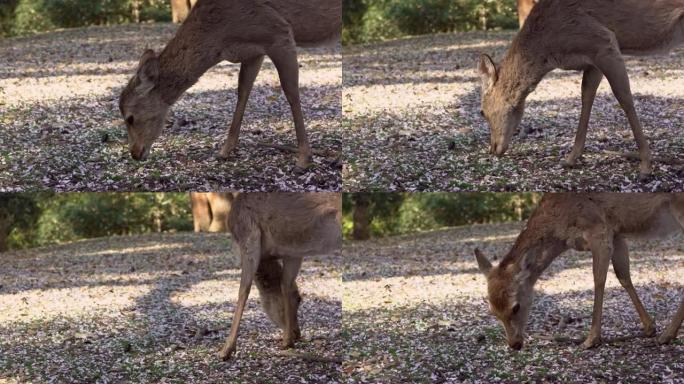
[0, 233, 342, 383]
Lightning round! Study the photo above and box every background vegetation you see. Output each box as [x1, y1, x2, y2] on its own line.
[0, 193, 192, 251]
[0, 0, 171, 37]
[342, 0, 518, 44]
[342, 193, 540, 239]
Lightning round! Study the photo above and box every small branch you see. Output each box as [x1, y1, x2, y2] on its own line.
[255, 142, 339, 158]
[603, 150, 684, 166]
[272, 349, 342, 364]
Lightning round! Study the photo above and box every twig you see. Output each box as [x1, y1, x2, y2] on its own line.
[255, 142, 339, 158]
[603, 150, 684, 166]
[272, 349, 343, 364]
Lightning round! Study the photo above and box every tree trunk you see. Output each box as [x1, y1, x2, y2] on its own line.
[190, 193, 234, 232]
[171, 0, 194, 23]
[352, 193, 371, 240]
[0, 214, 11, 252]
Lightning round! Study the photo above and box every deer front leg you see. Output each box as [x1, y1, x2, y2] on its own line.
[583, 229, 613, 349]
[563, 66, 603, 167]
[594, 49, 652, 180]
[218, 235, 261, 361]
[219, 55, 265, 160]
[268, 43, 312, 172]
[280, 257, 303, 349]
[658, 297, 684, 344]
[610, 235, 655, 337]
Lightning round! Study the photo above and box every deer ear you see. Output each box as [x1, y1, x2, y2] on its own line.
[478, 54, 497, 90]
[136, 49, 159, 94]
[474, 248, 493, 275]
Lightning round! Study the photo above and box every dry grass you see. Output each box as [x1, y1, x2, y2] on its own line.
[343, 32, 684, 192]
[0, 24, 342, 191]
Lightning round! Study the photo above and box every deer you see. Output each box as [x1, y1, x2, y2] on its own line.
[474, 193, 684, 350]
[119, 0, 341, 172]
[516, 0, 538, 29]
[218, 192, 342, 360]
[477, 0, 684, 181]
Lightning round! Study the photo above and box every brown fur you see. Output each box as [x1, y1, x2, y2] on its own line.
[119, 0, 341, 169]
[476, 193, 684, 349]
[218, 193, 341, 360]
[478, 0, 684, 179]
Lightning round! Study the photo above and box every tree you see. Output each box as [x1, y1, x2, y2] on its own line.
[351, 193, 371, 240]
[190, 193, 234, 232]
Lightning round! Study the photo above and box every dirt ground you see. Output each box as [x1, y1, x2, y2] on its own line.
[343, 32, 684, 192]
[0, 233, 342, 383]
[0, 24, 342, 192]
[342, 223, 684, 383]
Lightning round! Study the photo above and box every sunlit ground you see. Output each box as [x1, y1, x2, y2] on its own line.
[342, 222, 684, 383]
[0, 24, 342, 191]
[0, 232, 342, 383]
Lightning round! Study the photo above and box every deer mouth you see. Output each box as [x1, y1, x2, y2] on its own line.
[492, 143, 508, 156]
[130, 145, 150, 161]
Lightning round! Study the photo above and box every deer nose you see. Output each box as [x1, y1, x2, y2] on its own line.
[510, 341, 523, 350]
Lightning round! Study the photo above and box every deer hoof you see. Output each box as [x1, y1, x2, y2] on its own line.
[561, 157, 579, 168]
[581, 337, 601, 350]
[293, 165, 310, 175]
[643, 324, 656, 338]
[280, 339, 295, 350]
[218, 347, 235, 361]
[657, 333, 675, 345]
[638, 171, 653, 182]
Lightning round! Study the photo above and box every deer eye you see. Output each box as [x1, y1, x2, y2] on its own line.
[512, 303, 520, 315]
[126, 116, 135, 125]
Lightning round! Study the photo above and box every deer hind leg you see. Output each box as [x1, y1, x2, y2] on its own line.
[611, 235, 656, 337]
[218, 230, 261, 361]
[219, 55, 265, 160]
[593, 41, 652, 180]
[279, 257, 303, 349]
[268, 42, 312, 172]
[563, 66, 603, 167]
[583, 226, 613, 349]
[658, 297, 684, 344]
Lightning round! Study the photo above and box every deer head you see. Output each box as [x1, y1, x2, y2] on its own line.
[477, 54, 525, 156]
[119, 49, 170, 161]
[475, 248, 534, 350]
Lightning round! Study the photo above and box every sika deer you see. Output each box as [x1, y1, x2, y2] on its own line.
[218, 193, 342, 360]
[119, 0, 341, 171]
[475, 193, 684, 350]
[478, 0, 684, 180]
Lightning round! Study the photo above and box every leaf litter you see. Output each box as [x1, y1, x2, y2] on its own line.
[0, 233, 342, 383]
[342, 222, 684, 383]
[0, 24, 341, 192]
[343, 32, 684, 192]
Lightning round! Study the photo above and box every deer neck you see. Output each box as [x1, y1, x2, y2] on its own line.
[496, 38, 549, 106]
[156, 28, 222, 105]
[505, 225, 567, 285]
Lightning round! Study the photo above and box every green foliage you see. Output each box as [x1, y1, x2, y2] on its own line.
[343, 0, 518, 45]
[344, 193, 539, 239]
[2, 193, 192, 251]
[0, 193, 49, 250]
[1, 0, 171, 37]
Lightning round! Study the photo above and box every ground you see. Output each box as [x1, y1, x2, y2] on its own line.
[342, 222, 684, 383]
[0, 233, 342, 383]
[0, 24, 341, 192]
[343, 32, 684, 192]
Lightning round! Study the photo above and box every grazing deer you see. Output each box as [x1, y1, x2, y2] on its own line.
[475, 193, 684, 350]
[218, 192, 342, 360]
[477, 0, 684, 180]
[516, 0, 538, 29]
[119, 0, 341, 171]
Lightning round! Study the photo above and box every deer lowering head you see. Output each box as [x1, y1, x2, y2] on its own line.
[477, 54, 526, 156]
[475, 248, 535, 350]
[119, 50, 170, 161]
